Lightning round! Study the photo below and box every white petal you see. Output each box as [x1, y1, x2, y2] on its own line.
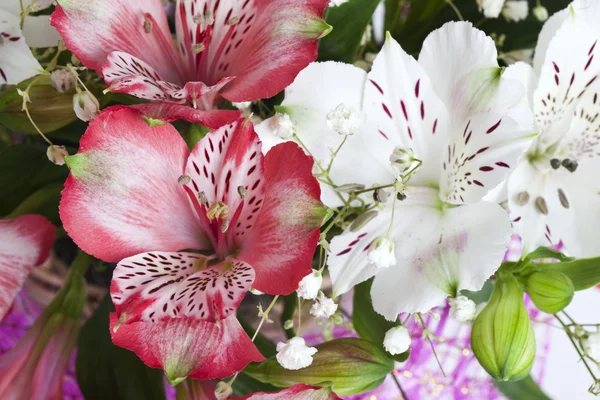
[0, 9, 43, 84]
[371, 198, 511, 319]
[533, 13, 600, 148]
[418, 22, 498, 112]
[561, 78, 600, 161]
[507, 160, 572, 255]
[362, 33, 451, 187]
[21, 15, 61, 48]
[532, 7, 568, 75]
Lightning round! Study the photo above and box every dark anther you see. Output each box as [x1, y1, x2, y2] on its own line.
[396, 192, 407, 201]
[550, 158, 561, 169]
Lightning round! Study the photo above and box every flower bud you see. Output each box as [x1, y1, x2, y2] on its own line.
[367, 237, 396, 269]
[471, 274, 536, 381]
[449, 295, 477, 322]
[310, 291, 338, 320]
[276, 337, 318, 370]
[0, 76, 77, 133]
[214, 381, 233, 399]
[46, 145, 69, 166]
[383, 326, 411, 355]
[246, 338, 394, 396]
[73, 91, 100, 122]
[297, 269, 323, 300]
[532, 5, 548, 21]
[502, 1, 528, 22]
[50, 69, 75, 93]
[268, 113, 295, 139]
[525, 271, 574, 314]
[326, 103, 362, 136]
[389, 146, 415, 176]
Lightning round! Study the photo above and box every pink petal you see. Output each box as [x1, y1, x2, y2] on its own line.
[0, 215, 55, 320]
[110, 313, 264, 383]
[241, 384, 341, 400]
[51, 1, 185, 83]
[59, 107, 208, 263]
[174, 0, 330, 102]
[127, 103, 240, 129]
[183, 118, 265, 255]
[218, 0, 330, 102]
[111, 252, 255, 323]
[237, 142, 323, 295]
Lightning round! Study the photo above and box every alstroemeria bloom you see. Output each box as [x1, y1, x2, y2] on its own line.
[59, 107, 324, 382]
[0, 8, 44, 84]
[179, 380, 340, 400]
[0, 215, 55, 320]
[507, 0, 600, 257]
[51, 0, 330, 111]
[327, 23, 537, 319]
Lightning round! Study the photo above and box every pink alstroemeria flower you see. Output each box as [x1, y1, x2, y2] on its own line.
[50, 0, 331, 111]
[59, 107, 324, 382]
[0, 215, 55, 321]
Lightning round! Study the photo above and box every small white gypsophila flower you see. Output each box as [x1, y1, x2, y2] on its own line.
[477, 0, 505, 18]
[310, 291, 338, 319]
[268, 113, 295, 139]
[326, 103, 362, 136]
[389, 146, 416, 177]
[232, 101, 252, 110]
[50, 69, 75, 93]
[502, 0, 528, 22]
[46, 145, 69, 166]
[214, 381, 233, 400]
[449, 295, 477, 322]
[73, 91, 100, 122]
[276, 337, 318, 370]
[368, 237, 397, 269]
[532, 5, 548, 21]
[249, 287, 264, 295]
[583, 332, 600, 361]
[297, 269, 322, 300]
[383, 326, 411, 355]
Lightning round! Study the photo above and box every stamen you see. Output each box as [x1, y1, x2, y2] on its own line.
[178, 175, 191, 185]
[516, 191, 529, 206]
[206, 201, 230, 220]
[193, 11, 214, 25]
[557, 188, 570, 208]
[197, 191, 209, 206]
[226, 16, 241, 26]
[143, 17, 153, 33]
[237, 186, 247, 199]
[220, 219, 230, 233]
[192, 43, 206, 54]
[534, 196, 549, 215]
[550, 159, 561, 169]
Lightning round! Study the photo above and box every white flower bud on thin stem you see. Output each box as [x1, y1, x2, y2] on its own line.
[50, 69, 75, 93]
[73, 91, 100, 122]
[532, 4, 548, 21]
[502, 1, 528, 22]
[268, 113, 295, 139]
[297, 269, 322, 300]
[368, 237, 397, 269]
[383, 326, 411, 355]
[46, 145, 69, 166]
[276, 337, 317, 370]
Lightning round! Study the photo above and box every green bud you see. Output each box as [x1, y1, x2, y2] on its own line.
[471, 273, 536, 381]
[0, 76, 77, 133]
[526, 271, 574, 314]
[244, 338, 393, 396]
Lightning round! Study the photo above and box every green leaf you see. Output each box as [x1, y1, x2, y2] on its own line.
[543, 257, 600, 291]
[353, 279, 409, 362]
[232, 373, 279, 397]
[526, 246, 575, 262]
[76, 295, 166, 400]
[495, 375, 552, 400]
[318, 0, 381, 63]
[237, 311, 277, 358]
[6, 183, 63, 224]
[281, 293, 297, 339]
[0, 144, 68, 218]
[244, 338, 394, 396]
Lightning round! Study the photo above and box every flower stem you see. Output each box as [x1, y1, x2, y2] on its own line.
[391, 371, 410, 400]
[252, 295, 279, 342]
[555, 313, 598, 382]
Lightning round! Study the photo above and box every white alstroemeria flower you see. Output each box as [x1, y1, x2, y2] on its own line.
[328, 23, 537, 319]
[0, 9, 44, 85]
[255, 61, 392, 207]
[276, 337, 317, 370]
[477, 0, 506, 18]
[507, 0, 600, 258]
[502, 1, 529, 22]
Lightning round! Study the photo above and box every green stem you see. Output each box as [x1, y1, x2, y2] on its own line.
[555, 314, 598, 382]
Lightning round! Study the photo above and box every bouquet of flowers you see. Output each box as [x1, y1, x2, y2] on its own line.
[2, 0, 600, 398]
